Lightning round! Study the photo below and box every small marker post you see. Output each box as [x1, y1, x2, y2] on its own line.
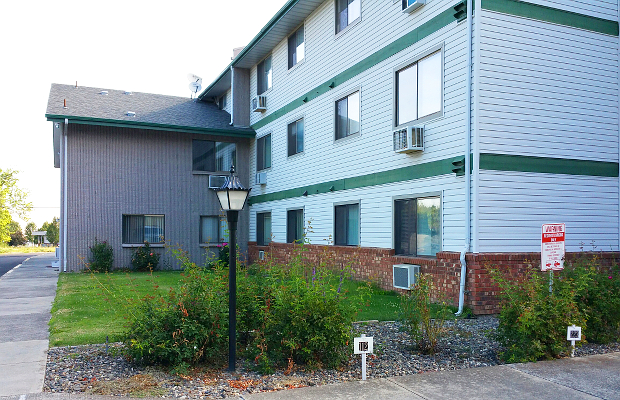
[567, 325, 581, 358]
[361, 334, 367, 380]
[354, 334, 373, 381]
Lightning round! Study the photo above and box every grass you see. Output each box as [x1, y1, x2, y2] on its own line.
[49, 270, 182, 346]
[0, 245, 57, 254]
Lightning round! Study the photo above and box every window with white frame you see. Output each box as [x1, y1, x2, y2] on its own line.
[256, 212, 272, 246]
[288, 26, 305, 69]
[336, 0, 361, 34]
[200, 216, 228, 244]
[287, 209, 304, 243]
[122, 215, 165, 244]
[394, 196, 441, 256]
[193, 140, 236, 172]
[395, 50, 442, 127]
[335, 91, 360, 140]
[287, 118, 304, 156]
[334, 203, 359, 246]
[257, 55, 273, 95]
[257, 134, 271, 171]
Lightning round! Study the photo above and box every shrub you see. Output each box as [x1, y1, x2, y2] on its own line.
[88, 239, 114, 272]
[399, 273, 451, 354]
[487, 263, 591, 363]
[131, 242, 160, 271]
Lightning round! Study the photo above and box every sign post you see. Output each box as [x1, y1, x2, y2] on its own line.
[353, 334, 373, 380]
[567, 325, 581, 358]
[541, 223, 565, 293]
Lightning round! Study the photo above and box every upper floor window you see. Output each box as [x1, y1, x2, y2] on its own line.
[218, 94, 227, 110]
[335, 91, 360, 140]
[257, 55, 273, 95]
[287, 119, 304, 156]
[336, 0, 361, 34]
[396, 50, 442, 127]
[193, 140, 236, 172]
[122, 214, 165, 244]
[257, 134, 272, 171]
[288, 26, 305, 69]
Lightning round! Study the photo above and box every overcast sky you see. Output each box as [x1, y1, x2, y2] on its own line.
[0, 0, 288, 229]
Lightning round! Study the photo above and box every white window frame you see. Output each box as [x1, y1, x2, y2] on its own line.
[287, 117, 305, 157]
[288, 24, 305, 70]
[286, 207, 305, 244]
[257, 133, 272, 171]
[335, 0, 362, 37]
[256, 211, 272, 246]
[334, 88, 361, 141]
[392, 192, 442, 257]
[257, 54, 273, 96]
[199, 215, 228, 246]
[333, 201, 361, 246]
[122, 214, 165, 246]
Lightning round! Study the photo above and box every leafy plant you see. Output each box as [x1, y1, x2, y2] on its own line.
[400, 273, 451, 354]
[131, 242, 160, 272]
[88, 239, 114, 272]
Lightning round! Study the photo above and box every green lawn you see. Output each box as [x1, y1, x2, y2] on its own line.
[0, 245, 57, 254]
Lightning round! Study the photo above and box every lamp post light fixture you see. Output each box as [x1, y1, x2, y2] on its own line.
[213, 165, 251, 372]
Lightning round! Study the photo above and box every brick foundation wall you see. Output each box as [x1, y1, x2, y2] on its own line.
[248, 242, 620, 315]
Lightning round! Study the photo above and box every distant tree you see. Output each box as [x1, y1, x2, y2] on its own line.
[0, 169, 32, 244]
[45, 217, 60, 246]
[25, 222, 36, 243]
[8, 220, 20, 235]
[9, 230, 26, 246]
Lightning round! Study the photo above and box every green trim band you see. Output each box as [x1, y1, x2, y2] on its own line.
[479, 153, 619, 177]
[45, 114, 256, 139]
[250, 5, 459, 131]
[249, 156, 463, 205]
[482, 0, 619, 36]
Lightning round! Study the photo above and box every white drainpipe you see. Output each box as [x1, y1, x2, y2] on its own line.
[63, 119, 68, 272]
[456, 0, 473, 316]
[229, 66, 234, 126]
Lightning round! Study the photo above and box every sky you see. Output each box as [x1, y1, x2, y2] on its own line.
[0, 0, 289, 230]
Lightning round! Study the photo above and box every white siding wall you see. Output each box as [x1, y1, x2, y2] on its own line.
[222, 89, 231, 115]
[477, 171, 619, 252]
[523, 0, 618, 20]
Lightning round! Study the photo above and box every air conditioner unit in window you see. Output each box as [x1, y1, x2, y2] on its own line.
[393, 264, 420, 290]
[393, 125, 424, 153]
[252, 95, 267, 112]
[256, 172, 267, 185]
[208, 175, 227, 189]
[258, 250, 265, 261]
[402, 0, 425, 13]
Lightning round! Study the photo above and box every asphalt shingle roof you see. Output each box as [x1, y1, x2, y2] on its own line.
[45, 84, 254, 137]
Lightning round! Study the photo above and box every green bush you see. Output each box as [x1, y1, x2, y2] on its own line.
[488, 263, 591, 363]
[400, 273, 451, 354]
[131, 242, 160, 271]
[88, 239, 114, 272]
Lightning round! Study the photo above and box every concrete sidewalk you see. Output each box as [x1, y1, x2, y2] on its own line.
[0, 254, 59, 397]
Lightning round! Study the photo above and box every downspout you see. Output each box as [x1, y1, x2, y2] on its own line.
[456, 0, 473, 315]
[63, 119, 68, 272]
[229, 66, 235, 126]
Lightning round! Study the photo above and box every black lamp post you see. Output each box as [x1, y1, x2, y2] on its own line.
[213, 165, 251, 372]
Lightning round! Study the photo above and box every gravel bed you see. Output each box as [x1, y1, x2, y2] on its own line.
[44, 316, 620, 398]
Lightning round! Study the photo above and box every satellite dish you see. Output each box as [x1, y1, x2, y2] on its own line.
[189, 82, 202, 94]
[187, 73, 202, 85]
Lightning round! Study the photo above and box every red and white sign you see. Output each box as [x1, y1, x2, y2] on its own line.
[541, 223, 565, 271]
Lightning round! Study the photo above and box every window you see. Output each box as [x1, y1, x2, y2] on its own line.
[335, 91, 360, 140]
[334, 203, 359, 246]
[336, 0, 361, 34]
[257, 134, 272, 171]
[394, 196, 441, 256]
[396, 50, 442, 127]
[257, 55, 273, 95]
[287, 209, 304, 243]
[200, 216, 228, 244]
[218, 94, 227, 110]
[287, 119, 304, 156]
[122, 215, 165, 244]
[193, 140, 236, 172]
[288, 26, 305, 69]
[256, 212, 272, 246]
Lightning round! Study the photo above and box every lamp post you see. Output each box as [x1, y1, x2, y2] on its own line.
[213, 165, 251, 372]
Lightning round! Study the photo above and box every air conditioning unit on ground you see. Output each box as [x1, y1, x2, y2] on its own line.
[252, 95, 267, 112]
[256, 172, 267, 185]
[402, 0, 425, 13]
[258, 250, 265, 261]
[393, 125, 424, 153]
[209, 175, 227, 189]
[393, 264, 420, 290]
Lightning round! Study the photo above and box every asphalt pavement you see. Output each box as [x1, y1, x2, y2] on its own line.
[0, 254, 31, 278]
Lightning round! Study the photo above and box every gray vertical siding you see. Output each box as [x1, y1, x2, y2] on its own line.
[65, 124, 250, 271]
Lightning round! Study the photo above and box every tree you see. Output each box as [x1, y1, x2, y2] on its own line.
[0, 169, 32, 244]
[9, 231, 26, 246]
[25, 222, 36, 243]
[46, 217, 60, 246]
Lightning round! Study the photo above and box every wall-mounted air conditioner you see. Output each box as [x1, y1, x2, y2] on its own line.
[256, 172, 267, 185]
[402, 0, 425, 13]
[393, 264, 420, 290]
[258, 250, 265, 261]
[252, 95, 267, 112]
[209, 175, 227, 189]
[393, 125, 424, 153]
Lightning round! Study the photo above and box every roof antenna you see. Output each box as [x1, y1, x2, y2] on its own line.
[63, 99, 67, 109]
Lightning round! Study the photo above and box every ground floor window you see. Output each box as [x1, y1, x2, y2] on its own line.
[256, 212, 272, 246]
[287, 209, 304, 243]
[200, 216, 228, 244]
[334, 203, 359, 246]
[122, 215, 165, 244]
[394, 196, 441, 256]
